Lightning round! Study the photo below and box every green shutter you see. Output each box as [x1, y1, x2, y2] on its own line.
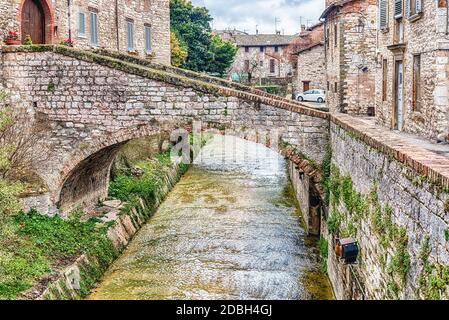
[379, 0, 388, 29]
[394, 0, 403, 18]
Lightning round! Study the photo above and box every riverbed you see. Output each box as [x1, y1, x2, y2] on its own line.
[89, 135, 333, 300]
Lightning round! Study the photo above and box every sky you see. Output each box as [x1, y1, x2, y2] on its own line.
[191, 0, 325, 35]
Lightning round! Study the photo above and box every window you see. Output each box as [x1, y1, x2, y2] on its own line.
[334, 82, 338, 93]
[127, 19, 134, 51]
[394, 0, 403, 19]
[245, 46, 249, 53]
[327, 81, 330, 91]
[260, 46, 264, 52]
[395, 18, 404, 43]
[275, 46, 279, 52]
[89, 9, 98, 47]
[382, 59, 388, 101]
[412, 54, 422, 111]
[145, 24, 152, 53]
[406, 0, 423, 18]
[270, 59, 275, 73]
[78, 12, 86, 37]
[259, 60, 263, 67]
[244, 60, 250, 71]
[334, 24, 337, 47]
[379, 0, 389, 30]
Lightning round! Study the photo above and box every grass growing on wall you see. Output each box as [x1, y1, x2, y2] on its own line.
[326, 164, 412, 299]
[0, 209, 116, 300]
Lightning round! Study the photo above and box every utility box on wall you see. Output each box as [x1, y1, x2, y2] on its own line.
[335, 237, 359, 264]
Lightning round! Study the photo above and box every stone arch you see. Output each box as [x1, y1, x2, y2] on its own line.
[55, 124, 177, 211]
[18, 0, 55, 44]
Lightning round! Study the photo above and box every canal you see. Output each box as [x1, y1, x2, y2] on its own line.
[89, 135, 333, 300]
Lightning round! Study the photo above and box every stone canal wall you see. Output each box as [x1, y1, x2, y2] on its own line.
[324, 115, 449, 300]
[37, 158, 187, 300]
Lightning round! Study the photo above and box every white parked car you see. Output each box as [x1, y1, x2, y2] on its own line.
[296, 89, 326, 103]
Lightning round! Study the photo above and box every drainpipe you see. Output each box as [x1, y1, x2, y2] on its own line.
[446, 0, 449, 35]
[115, 0, 120, 51]
[67, 0, 72, 42]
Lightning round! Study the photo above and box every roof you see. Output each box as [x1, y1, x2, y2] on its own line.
[296, 41, 324, 54]
[306, 22, 324, 31]
[213, 29, 248, 35]
[234, 34, 296, 47]
[319, 0, 355, 20]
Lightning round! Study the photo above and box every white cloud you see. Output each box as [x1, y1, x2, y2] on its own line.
[191, 0, 325, 35]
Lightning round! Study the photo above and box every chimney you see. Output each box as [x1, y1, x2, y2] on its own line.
[301, 24, 306, 32]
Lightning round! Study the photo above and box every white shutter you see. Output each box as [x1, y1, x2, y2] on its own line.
[405, 0, 410, 18]
[379, 0, 388, 29]
[394, 0, 403, 19]
[415, 0, 422, 14]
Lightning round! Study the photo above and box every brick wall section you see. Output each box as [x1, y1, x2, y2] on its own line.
[297, 43, 326, 93]
[93, 48, 311, 108]
[328, 114, 449, 299]
[375, 0, 449, 141]
[229, 45, 293, 80]
[0, 46, 329, 208]
[0, 0, 170, 64]
[323, 0, 377, 114]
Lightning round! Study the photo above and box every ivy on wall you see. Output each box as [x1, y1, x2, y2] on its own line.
[325, 164, 411, 300]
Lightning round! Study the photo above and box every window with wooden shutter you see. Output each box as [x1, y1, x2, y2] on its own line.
[394, 0, 403, 19]
[78, 12, 86, 37]
[244, 60, 250, 72]
[382, 59, 388, 101]
[412, 54, 422, 111]
[407, 0, 423, 19]
[379, 0, 388, 30]
[127, 20, 134, 51]
[270, 59, 275, 73]
[89, 10, 98, 47]
[145, 25, 152, 53]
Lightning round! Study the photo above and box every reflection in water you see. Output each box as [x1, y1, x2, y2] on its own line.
[89, 135, 334, 300]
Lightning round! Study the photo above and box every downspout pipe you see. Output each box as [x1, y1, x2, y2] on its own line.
[446, 0, 448, 35]
[67, 0, 72, 42]
[116, 0, 120, 51]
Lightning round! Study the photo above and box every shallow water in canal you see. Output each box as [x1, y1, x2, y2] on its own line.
[89, 135, 334, 300]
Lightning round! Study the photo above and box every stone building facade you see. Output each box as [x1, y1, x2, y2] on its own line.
[375, 0, 449, 141]
[222, 33, 296, 83]
[0, 0, 170, 64]
[295, 23, 326, 94]
[320, 0, 377, 115]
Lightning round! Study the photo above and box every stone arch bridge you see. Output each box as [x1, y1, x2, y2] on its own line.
[4, 46, 449, 300]
[0, 45, 329, 213]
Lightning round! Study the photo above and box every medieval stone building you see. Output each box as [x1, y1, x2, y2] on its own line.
[320, 0, 377, 115]
[294, 23, 326, 95]
[375, 0, 449, 141]
[0, 0, 170, 64]
[221, 32, 296, 83]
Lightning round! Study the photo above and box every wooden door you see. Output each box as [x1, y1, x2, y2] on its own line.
[21, 0, 45, 44]
[394, 61, 404, 130]
[303, 81, 310, 92]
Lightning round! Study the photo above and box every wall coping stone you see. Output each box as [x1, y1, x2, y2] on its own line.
[331, 114, 449, 191]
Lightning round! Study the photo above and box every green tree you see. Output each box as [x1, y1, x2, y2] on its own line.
[208, 35, 237, 76]
[170, 31, 188, 67]
[170, 0, 236, 75]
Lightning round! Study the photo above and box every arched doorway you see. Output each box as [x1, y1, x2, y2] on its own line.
[20, 0, 50, 44]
